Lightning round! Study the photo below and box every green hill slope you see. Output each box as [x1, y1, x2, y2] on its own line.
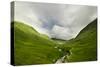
[62, 19, 97, 62]
[12, 21, 62, 65]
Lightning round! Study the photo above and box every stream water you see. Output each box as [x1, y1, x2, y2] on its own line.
[54, 42, 68, 63]
[55, 55, 67, 63]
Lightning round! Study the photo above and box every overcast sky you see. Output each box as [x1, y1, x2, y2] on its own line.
[14, 1, 97, 40]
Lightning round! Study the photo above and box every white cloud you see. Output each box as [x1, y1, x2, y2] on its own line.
[51, 25, 73, 40]
[14, 1, 97, 40]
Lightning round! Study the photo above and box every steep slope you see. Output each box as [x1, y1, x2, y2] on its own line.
[12, 21, 62, 65]
[61, 18, 97, 62]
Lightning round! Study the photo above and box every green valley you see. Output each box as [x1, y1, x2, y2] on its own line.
[11, 18, 97, 65]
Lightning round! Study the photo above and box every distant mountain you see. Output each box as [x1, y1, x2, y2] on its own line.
[62, 18, 97, 62]
[12, 21, 62, 65]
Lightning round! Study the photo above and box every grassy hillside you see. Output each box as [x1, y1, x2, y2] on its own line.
[61, 19, 97, 62]
[12, 21, 62, 65]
